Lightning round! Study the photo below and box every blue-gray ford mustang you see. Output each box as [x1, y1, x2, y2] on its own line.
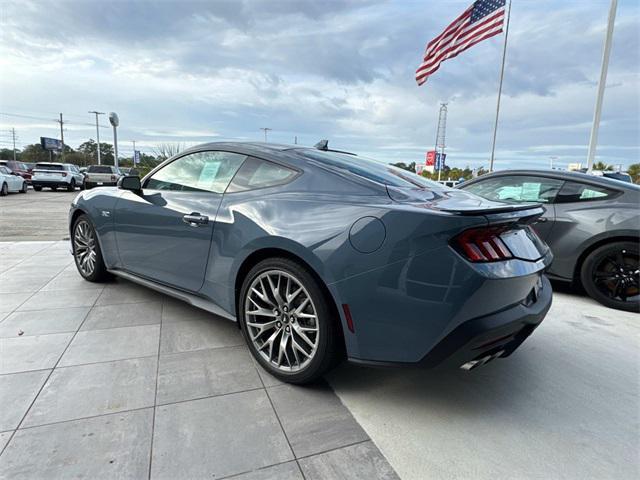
[69, 142, 553, 384]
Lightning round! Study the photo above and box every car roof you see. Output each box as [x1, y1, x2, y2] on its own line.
[464, 169, 639, 190]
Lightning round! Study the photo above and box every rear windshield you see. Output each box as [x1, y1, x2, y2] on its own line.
[35, 163, 64, 170]
[299, 150, 442, 189]
[87, 166, 113, 173]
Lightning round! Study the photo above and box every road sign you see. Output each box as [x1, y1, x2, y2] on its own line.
[40, 137, 62, 151]
[134, 150, 141, 165]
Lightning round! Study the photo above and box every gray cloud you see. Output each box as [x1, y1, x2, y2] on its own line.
[0, 0, 638, 170]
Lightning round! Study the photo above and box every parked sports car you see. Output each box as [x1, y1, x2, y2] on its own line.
[69, 142, 552, 383]
[0, 165, 28, 195]
[459, 170, 639, 312]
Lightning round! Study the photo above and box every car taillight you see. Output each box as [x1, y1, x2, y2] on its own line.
[61, 172, 67, 177]
[452, 226, 513, 262]
[111, 175, 116, 181]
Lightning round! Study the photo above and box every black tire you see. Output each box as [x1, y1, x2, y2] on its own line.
[67, 179, 76, 192]
[33, 185, 42, 191]
[581, 241, 639, 313]
[72, 214, 110, 283]
[84, 181, 92, 190]
[0, 183, 7, 196]
[20, 182, 27, 193]
[51, 186, 57, 191]
[239, 257, 341, 384]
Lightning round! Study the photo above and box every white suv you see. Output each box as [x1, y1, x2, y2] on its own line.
[32, 163, 84, 192]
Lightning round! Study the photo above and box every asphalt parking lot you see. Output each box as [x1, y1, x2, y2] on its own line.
[1, 198, 638, 479]
[0, 189, 77, 241]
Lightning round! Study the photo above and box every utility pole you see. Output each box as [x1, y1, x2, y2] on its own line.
[88, 111, 105, 165]
[57, 113, 65, 160]
[294, 136, 297, 145]
[10, 128, 17, 161]
[434, 103, 448, 182]
[549, 156, 558, 170]
[586, 0, 617, 173]
[260, 127, 272, 142]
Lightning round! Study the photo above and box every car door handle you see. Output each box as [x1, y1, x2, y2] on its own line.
[182, 213, 209, 226]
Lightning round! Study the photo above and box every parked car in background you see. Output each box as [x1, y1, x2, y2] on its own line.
[458, 169, 639, 312]
[69, 142, 553, 384]
[0, 160, 32, 184]
[83, 165, 122, 189]
[0, 165, 28, 195]
[31, 162, 84, 191]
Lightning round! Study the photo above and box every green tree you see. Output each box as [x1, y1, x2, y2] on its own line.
[392, 162, 416, 172]
[20, 144, 52, 163]
[0, 148, 19, 160]
[593, 161, 613, 171]
[627, 163, 640, 184]
[77, 140, 115, 165]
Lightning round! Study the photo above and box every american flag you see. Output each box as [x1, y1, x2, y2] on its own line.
[415, 0, 506, 86]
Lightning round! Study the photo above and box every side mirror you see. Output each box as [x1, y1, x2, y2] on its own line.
[118, 175, 142, 192]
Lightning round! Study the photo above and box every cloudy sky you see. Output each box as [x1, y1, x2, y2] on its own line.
[1, 0, 638, 170]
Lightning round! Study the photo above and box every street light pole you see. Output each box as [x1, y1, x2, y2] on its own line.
[586, 0, 617, 173]
[260, 127, 272, 142]
[109, 112, 120, 169]
[88, 111, 105, 165]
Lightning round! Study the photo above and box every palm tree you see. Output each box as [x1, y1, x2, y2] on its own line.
[627, 163, 640, 183]
[593, 161, 613, 171]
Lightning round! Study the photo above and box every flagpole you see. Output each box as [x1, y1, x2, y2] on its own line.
[586, 0, 617, 173]
[489, 0, 512, 172]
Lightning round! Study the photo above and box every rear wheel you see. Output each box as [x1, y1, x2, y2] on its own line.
[72, 215, 109, 282]
[239, 258, 340, 384]
[0, 183, 7, 196]
[581, 241, 639, 312]
[33, 185, 42, 191]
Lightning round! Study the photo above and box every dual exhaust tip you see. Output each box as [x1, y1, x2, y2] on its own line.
[460, 350, 505, 371]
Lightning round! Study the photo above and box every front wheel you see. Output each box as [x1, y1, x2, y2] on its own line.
[72, 215, 110, 282]
[581, 241, 639, 312]
[0, 183, 7, 196]
[67, 179, 76, 192]
[239, 258, 341, 384]
[33, 185, 42, 191]
[20, 182, 27, 193]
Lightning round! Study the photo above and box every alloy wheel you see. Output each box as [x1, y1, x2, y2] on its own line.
[592, 248, 639, 303]
[74, 220, 97, 277]
[245, 269, 319, 372]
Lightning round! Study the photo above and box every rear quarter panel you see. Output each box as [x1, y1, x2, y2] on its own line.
[547, 192, 640, 280]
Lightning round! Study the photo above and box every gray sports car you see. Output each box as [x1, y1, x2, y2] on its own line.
[69, 142, 552, 383]
[459, 170, 639, 312]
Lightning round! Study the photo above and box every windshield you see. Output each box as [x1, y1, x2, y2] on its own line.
[88, 166, 113, 173]
[299, 150, 442, 189]
[35, 163, 64, 170]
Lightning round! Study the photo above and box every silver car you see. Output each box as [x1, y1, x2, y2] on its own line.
[459, 169, 639, 312]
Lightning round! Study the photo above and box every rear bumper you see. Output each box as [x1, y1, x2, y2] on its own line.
[32, 180, 71, 188]
[85, 181, 117, 187]
[349, 275, 552, 368]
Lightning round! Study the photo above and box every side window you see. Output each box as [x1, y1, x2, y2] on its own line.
[464, 176, 563, 203]
[556, 181, 617, 203]
[226, 157, 298, 193]
[146, 151, 246, 193]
